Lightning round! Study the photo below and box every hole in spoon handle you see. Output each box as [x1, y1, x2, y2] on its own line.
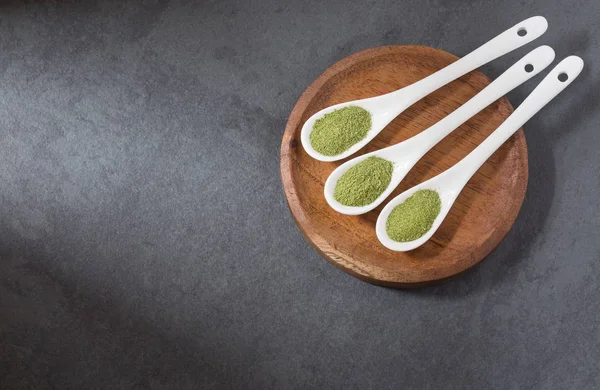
[471, 16, 548, 63]
[513, 16, 548, 42]
[506, 45, 555, 82]
[548, 56, 584, 88]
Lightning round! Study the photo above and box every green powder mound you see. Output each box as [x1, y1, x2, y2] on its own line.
[333, 156, 394, 207]
[386, 189, 442, 242]
[310, 105, 372, 156]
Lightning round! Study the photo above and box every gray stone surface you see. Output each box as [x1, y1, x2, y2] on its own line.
[0, 0, 598, 388]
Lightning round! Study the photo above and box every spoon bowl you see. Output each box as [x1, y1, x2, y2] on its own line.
[301, 94, 412, 162]
[376, 169, 464, 251]
[323, 134, 423, 215]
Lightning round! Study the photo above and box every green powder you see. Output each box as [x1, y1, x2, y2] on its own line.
[310, 106, 372, 156]
[333, 156, 394, 207]
[386, 189, 442, 242]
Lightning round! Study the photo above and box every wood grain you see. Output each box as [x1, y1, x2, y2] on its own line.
[280, 46, 528, 288]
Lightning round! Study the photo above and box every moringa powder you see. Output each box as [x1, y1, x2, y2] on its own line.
[310, 106, 372, 156]
[386, 189, 442, 242]
[333, 156, 394, 207]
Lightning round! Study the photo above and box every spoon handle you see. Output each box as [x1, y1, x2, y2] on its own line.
[397, 16, 548, 105]
[410, 45, 555, 154]
[455, 56, 584, 183]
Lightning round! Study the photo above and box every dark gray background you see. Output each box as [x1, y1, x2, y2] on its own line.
[0, 0, 598, 388]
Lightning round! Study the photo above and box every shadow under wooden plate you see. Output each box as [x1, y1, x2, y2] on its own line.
[280, 45, 528, 288]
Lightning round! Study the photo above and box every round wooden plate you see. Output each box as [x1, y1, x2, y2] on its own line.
[280, 45, 528, 288]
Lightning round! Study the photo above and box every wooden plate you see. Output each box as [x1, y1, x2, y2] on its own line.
[280, 45, 528, 288]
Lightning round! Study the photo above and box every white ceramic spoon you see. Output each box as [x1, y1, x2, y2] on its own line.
[325, 45, 555, 215]
[376, 56, 584, 251]
[301, 16, 548, 162]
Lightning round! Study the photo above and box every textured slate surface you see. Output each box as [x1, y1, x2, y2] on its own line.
[1, 0, 599, 388]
